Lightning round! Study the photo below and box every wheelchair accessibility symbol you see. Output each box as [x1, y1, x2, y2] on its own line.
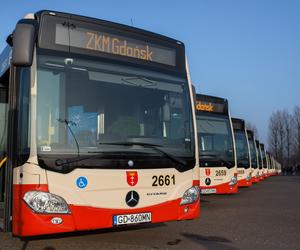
[76, 176, 88, 189]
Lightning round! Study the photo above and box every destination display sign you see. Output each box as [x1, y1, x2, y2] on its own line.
[195, 100, 227, 114]
[232, 118, 245, 131]
[55, 23, 176, 66]
[247, 130, 254, 140]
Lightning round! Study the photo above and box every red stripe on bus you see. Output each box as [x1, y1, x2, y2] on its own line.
[251, 177, 260, 183]
[237, 178, 252, 187]
[12, 184, 200, 237]
[193, 180, 200, 186]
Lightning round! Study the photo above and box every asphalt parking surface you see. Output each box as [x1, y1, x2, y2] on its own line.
[0, 176, 299, 250]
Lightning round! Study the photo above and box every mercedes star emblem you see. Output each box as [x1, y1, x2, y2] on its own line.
[125, 190, 139, 207]
[205, 177, 211, 186]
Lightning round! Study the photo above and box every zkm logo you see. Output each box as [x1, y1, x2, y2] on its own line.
[196, 101, 214, 112]
[126, 171, 138, 186]
[125, 191, 139, 207]
[86, 32, 153, 61]
[205, 168, 211, 176]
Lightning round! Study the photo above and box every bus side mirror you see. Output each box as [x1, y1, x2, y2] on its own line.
[11, 19, 37, 66]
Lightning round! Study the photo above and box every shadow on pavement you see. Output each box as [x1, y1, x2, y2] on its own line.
[182, 232, 239, 250]
[19, 222, 166, 242]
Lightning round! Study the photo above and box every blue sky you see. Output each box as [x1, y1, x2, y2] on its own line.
[1, 0, 299, 146]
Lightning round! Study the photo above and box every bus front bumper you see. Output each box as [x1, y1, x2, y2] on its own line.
[200, 181, 238, 195]
[12, 184, 200, 237]
[237, 178, 252, 187]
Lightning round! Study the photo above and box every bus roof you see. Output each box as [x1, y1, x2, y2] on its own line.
[1, 10, 186, 77]
[35, 10, 184, 46]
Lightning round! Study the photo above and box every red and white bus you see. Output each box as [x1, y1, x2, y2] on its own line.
[247, 130, 260, 183]
[0, 10, 200, 236]
[266, 152, 273, 177]
[255, 140, 264, 180]
[260, 143, 268, 178]
[277, 161, 282, 175]
[196, 94, 238, 194]
[232, 118, 252, 187]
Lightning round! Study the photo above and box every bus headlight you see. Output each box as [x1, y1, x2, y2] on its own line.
[229, 176, 237, 186]
[180, 186, 200, 205]
[23, 191, 70, 214]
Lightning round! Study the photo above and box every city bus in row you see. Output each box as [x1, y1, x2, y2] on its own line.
[271, 155, 278, 175]
[271, 155, 276, 175]
[270, 154, 278, 176]
[246, 130, 260, 183]
[195, 94, 238, 194]
[0, 10, 200, 236]
[260, 143, 268, 178]
[231, 118, 252, 187]
[276, 161, 282, 175]
[266, 152, 273, 177]
[271, 155, 279, 176]
[255, 140, 264, 180]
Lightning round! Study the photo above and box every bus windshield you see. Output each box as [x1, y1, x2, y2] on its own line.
[36, 53, 193, 159]
[234, 131, 250, 169]
[197, 114, 234, 167]
[248, 139, 258, 169]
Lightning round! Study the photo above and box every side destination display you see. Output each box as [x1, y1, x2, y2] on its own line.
[195, 94, 228, 115]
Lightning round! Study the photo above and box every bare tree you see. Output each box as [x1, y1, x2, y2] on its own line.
[268, 112, 280, 159]
[268, 106, 300, 168]
[268, 110, 285, 165]
[282, 109, 293, 167]
[293, 106, 300, 164]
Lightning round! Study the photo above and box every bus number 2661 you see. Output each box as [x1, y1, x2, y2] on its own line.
[152, 175, 175, 186]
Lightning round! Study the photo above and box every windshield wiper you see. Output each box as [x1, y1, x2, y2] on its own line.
[216, 157, 233, 167]
[98, 141, 187, 167]
[199, 152, 219, 158]
[199, 153, 233, 167]
[55, 152, 107, 167]
[57, 118, 80, 156]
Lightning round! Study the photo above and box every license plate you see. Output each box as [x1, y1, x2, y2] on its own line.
[201, 188, 216, 194]
[113, 212, 152, 226]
